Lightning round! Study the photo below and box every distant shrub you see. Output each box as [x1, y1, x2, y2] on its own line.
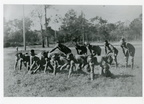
[4, 42, 23, 48]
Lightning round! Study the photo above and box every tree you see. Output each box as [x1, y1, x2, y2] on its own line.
[60, 9, 78, 42]
[90, 16, 109, 41]
[59, 9, 92, 43]
[25, 30, 41, 45]
[44, 5, 52, 47]
[31, 5, 45, 47]
[110, 21, 126, 41]
[4, 18, 34, 47]
[129, 14, 142, 40]
[31, 5, 55, 47]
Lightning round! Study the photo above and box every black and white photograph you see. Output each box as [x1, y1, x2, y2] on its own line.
[2, 0, 143, 102]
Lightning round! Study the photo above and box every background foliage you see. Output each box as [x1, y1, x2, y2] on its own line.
[4, 8, 142, 47]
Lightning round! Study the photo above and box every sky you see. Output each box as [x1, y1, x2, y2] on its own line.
[3, 5, 142, 30]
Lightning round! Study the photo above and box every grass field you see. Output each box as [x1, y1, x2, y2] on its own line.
[4, 42, 142, 97]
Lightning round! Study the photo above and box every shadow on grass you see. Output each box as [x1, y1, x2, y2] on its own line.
[111, 74, 134, 79]
[92, 74, 113, 80]
[91, 73, 134, 80]
[119, 64, 140, 69]
[118, 64, 132, 68]
[42, 69, 89, 77]
[92, 74, 100, 80]
[73, 70, 88, 75]
[58, 69, 69, 74]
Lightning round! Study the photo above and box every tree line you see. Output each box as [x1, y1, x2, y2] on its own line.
[4, 6, 142, 47]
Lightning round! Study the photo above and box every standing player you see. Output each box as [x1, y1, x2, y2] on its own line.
[120, 38, 135, 69]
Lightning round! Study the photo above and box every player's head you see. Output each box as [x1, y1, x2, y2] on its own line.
[30, 49, 35, 56]
[56, 41, 61, 44]
[120, 37, 126, 45]
[104, 40, 109, 45]
[121, 38, 125, 42]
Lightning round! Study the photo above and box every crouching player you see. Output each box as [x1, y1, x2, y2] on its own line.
[29, 49, 53, 74]
[104, 40, 118, 68]
[14, 52, 30, 71]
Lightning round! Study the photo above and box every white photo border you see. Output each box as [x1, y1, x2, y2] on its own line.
[0, 0, 143, 104]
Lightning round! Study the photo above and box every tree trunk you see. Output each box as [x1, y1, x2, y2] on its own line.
[44, 5, 49, 47]
[46, 37, 49, 47]
[42, 36, 45, 48]
[40, 24, 45, 48]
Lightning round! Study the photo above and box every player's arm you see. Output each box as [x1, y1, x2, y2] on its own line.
[121, 45, 126, 56]
[88, 45, 92, 55]
[50, 45, 58, 53]
[29, 61, 36, 71]
[105, 46, 107, 54]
